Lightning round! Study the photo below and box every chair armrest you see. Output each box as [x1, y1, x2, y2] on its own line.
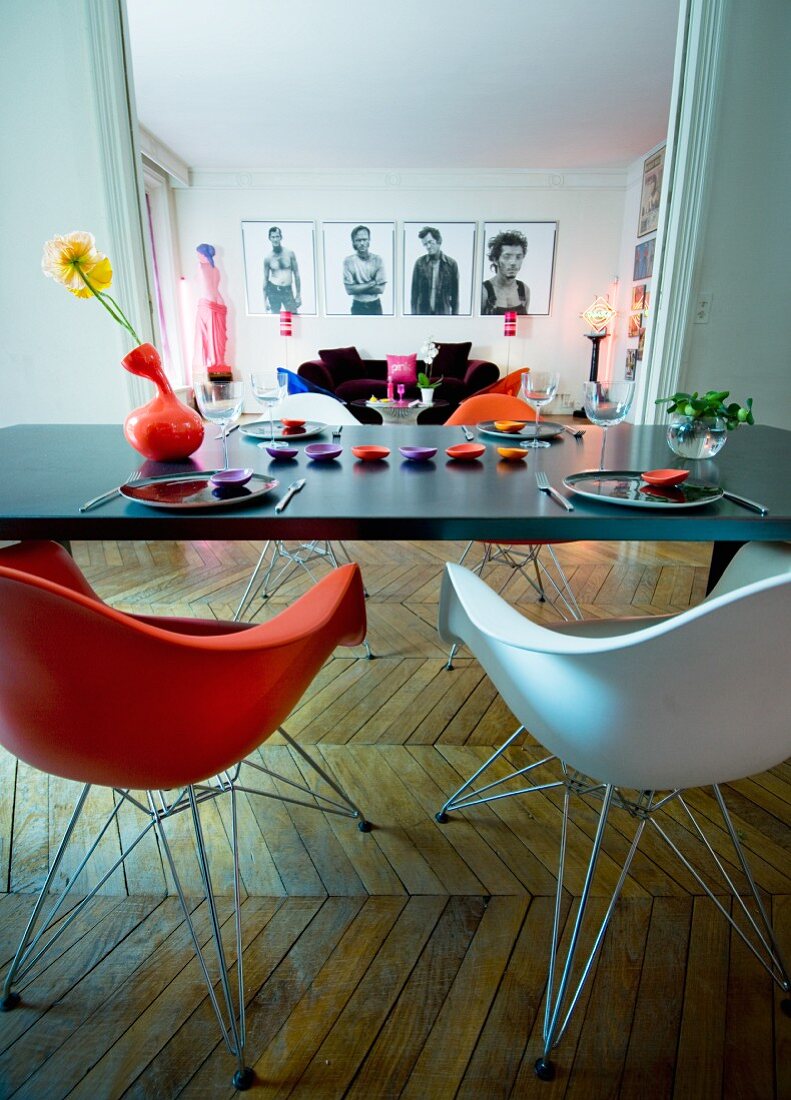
[298, 360, 335, 391]
[463, 360, 500, 392]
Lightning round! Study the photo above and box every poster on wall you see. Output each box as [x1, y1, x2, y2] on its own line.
[638, 147, 665, 238]
[628, 312, 642, 338]
[633, 238, 655, 281]
[625, 349, 637, 380]
[631, 283, 648, 311]
[480, 222, 557, 316]
[322, 222, 395, 316]
[402, 222, 476, 316]
[241, 221, 317, 316]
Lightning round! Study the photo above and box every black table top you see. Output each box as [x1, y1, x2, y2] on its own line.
[1, 422, 789, 543]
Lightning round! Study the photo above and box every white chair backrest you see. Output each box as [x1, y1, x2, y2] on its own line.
[279, 393, 360, 425]
[439, 541, 791, 791]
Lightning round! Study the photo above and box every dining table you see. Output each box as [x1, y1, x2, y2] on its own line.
[1, 421, 789, 585]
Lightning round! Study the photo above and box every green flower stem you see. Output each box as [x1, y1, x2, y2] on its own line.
[78, 270, 141, 345]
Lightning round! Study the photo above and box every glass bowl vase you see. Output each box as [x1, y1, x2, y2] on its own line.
[666, 414, 727, 460]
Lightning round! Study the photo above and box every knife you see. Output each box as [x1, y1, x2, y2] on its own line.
[275, 478, 306, 513]
[722, 490, 769, 515]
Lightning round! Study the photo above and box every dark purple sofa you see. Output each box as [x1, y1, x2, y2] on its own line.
[298, 343, 499, 424]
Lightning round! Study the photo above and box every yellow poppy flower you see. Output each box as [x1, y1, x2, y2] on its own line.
[68, 255, 113, 298]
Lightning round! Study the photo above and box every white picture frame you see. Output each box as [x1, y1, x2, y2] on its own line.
[241, 220, 317, 316]
[402, 221, 476, 316]
[322, 221, 395, 316]
[480, 221, 557, 317]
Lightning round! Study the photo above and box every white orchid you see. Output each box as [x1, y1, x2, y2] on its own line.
[419, 337, 439, 366]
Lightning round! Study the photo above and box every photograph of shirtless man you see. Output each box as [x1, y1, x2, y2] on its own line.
[263, 226, 301, 314]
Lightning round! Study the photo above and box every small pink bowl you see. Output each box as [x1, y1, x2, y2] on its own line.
[210, 467, 254, 488]
[305, 443, 342, 461]
[642, 468, 690, 487]
[352, 445, 390, 462]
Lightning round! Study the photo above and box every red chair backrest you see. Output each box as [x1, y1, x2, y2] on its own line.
[0, 548, 365, 790]
[445, 394, 537, 425]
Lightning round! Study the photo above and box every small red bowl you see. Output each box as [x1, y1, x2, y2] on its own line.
[497, 446, 527, 462]
[642, 468, 689, 487]
[446, 442, 485, 461]
[281, 418, 305, 429]
[352, 445, 390, 462]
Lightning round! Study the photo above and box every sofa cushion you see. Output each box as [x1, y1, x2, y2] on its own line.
[433, 341, 473, 379]
[318, 345, 367, 380]
[386, 353, 418, 386]
[336, 378, 389, 403]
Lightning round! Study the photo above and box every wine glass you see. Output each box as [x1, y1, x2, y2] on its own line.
[250, 369, 287, 441]
[583, 381, 635, 469]
[194, 380, 244, 470]
[520, 371, 560, 448]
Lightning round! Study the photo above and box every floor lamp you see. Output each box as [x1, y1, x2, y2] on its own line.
[573, 296, 616, 419]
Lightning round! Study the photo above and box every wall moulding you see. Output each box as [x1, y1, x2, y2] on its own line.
[182, 169, 628, 192]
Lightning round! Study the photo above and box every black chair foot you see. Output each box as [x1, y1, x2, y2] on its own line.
[233, 1066, 254, 1090]
[534, 1057, 555, 1081]
[435, 811, 449, 824]
[357, 819, 372, 832]
[1, 992, 20, 1011]
[781, 997, 791, 1018]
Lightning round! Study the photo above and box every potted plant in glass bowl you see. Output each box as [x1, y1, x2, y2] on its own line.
[656, 389, 754, 459]
[417, 338, 443, 404]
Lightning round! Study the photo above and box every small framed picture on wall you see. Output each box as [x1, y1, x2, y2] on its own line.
[633, 238, 655, 281]
[480, 222, 557, 316]
[625, 349, 637, 380]
[322, 222, 395, 316]
[241, 221, 317, 316]
[628, 313, 642, 338]
[402, 222, 476, 316]
[631, 283, 647, 312]
[638, 146, 665, 238]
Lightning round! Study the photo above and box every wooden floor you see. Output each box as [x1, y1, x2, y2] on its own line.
[0, 539, 788, 1098]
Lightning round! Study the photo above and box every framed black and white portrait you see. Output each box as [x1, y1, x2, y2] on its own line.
[402, 222, 476, 316]
[637, 147, 665, 238]
[322, 222, 395, 316]
[241, 221, 317, 316]
[480, 222, 557, 316]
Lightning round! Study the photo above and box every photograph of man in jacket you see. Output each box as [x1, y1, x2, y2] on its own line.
[410, 226, 459, 315]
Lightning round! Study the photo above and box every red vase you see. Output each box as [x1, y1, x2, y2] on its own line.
[121, 344, 204, 461]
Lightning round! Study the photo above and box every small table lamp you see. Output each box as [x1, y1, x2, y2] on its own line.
[574, 297, 616, 418]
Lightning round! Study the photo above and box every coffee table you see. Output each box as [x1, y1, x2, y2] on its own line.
[352, 399, 448, 426]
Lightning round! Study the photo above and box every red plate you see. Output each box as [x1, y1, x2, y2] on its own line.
[642, 468, 689, 487]
[446, 442, 485, 461]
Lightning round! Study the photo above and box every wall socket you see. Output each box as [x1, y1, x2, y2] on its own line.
[694, 293, 712, 324]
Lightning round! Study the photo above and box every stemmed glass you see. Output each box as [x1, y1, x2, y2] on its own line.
[194, 380, 244, 470]
[250, 369, 287, 441]
[583, 381, 636, 469]
[520, 371, 560, 448]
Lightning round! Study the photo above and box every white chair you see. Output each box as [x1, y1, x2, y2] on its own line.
[436, 541, 791, 1081]
[235, 395, 372, 655]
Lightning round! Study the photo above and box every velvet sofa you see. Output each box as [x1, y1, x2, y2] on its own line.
[298, 343, 499, 424]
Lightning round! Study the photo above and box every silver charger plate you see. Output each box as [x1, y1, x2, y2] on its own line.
[563, 470, 724, 509]
[240, 420, 326, 442]
[120, 473, 279, 510]
[477, 420, 565, 442]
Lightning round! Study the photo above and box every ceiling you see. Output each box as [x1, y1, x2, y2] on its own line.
[126, 0, 680, 175]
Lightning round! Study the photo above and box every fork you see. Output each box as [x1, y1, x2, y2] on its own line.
[536, 470, 574, 511]
[561, 424, 586, 439]
[460, 426, 474, 442]
[80, 470, 143, 512]
[332, 425, 343, 439]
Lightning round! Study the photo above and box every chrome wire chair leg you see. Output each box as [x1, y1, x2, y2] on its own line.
[233, 541, 273, 621]
[435, 727, 562, 822]
[237, 728, 371, 831]
[535, 783, 648, 1081]
[150, 789, 253, 1090]
[541, 545, 582, 621]
[649, 786, 791, 1006]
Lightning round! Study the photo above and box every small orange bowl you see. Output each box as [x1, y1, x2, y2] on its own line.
[497, 447, 527, 462]
[642, 468, 689, 487]
[446, 442, 485, 461]
[280, 418, 306, 429]
[493, 420, 527, 433]
[351, 445, 390, 462]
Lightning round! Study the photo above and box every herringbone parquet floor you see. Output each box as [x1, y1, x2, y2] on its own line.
[0, 539, 788, 1098]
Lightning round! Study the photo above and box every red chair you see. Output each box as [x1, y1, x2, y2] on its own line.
[0, 541, 369, 1091]
[444, 394, 582, 668]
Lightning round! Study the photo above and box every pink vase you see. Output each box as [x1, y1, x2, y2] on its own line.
[121, 344, 204, 461]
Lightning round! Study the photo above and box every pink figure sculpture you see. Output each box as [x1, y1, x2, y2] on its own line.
[194, 243, 230, 378]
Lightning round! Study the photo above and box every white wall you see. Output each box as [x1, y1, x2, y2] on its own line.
[680, 0, 791, 428]
[172, 172, 627, 411]
[0, 0, 132, 428]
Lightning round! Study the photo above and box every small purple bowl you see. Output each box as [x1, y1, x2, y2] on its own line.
[305, 443, 343, 461]
[264, 444, 298, 459]
[210, 467, 254, 488]
[399, 446, 437, 462]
